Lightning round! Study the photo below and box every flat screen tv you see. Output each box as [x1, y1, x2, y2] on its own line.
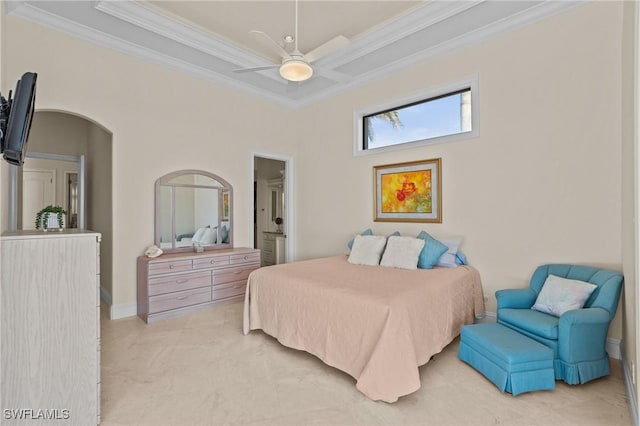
[0, 72, 37, 166]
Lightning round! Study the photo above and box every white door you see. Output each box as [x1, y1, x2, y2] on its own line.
[22, 170, 55, 230]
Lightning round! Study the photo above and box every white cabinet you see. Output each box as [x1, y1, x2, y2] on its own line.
[262, 232, 276, 266]
[262, 232, 286, 266]
[1, 230, 101, 425]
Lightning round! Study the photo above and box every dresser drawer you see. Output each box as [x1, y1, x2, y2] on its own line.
[213, 280, 246, 301]
[149, 270, 211, 296]
[230, 252, 261, 265]
[149, 287, 211, 314]
[213, 264, 259, 285]
[193, 255, 230, 269]
[149, 259, 193, 275]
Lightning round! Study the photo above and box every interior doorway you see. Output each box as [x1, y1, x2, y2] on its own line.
[253, 154, 293, 266]
[21, 169, 55, 230]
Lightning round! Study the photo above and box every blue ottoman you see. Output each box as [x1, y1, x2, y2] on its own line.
[458, 323, 555, 396]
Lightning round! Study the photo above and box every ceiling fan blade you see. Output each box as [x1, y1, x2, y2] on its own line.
[249, 30, 291, 60]
[233, 65, 279, 73]
[303, 35, 349, 64]
[315, 67, 351, 83]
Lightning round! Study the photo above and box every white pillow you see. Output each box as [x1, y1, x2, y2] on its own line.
[199, 227, 217, 245]
[436, 236, 463, 268]
[379, 236, 425, 270]
[531, 274, 597, 317]
[191, 227, 207, 243]
[347, 235, 387, 266]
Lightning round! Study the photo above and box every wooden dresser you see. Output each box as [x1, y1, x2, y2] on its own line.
[137, 247, 260, 323]
[1, 230, 101, 425]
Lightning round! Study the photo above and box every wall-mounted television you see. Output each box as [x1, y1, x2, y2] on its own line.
[0, 72, 38, 166]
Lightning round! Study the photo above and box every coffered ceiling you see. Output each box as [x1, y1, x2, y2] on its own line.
[6, 1, 584, 108]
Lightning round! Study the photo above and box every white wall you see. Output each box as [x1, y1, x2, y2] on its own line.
[294, 2, 624, 337]
[1, 13, 297, 311]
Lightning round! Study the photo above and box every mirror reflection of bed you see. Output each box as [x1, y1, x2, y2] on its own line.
[155, 170, 232, 251]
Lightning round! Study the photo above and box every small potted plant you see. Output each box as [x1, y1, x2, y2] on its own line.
[35, 205, 67, 231]
[275, 217, 283, 233]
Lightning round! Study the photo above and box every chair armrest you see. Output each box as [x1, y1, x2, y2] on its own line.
[495, 288, 536, 310]
[559, 307, 611, 363]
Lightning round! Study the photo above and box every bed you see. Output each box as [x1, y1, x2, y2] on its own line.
[242, 255, 485, 402]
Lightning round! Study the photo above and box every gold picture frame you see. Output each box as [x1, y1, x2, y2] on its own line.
[373, 158, 442, 223]
[222, 191, 230, 221]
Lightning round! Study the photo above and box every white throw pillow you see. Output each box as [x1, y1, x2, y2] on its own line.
[380, 236, 425, 270]
[436, 236, 463, 268]
[199, 227, 217, 245]
[531, 274, 597, 317]
[347, 235, 387, 266]
[191, 227, 207, 243]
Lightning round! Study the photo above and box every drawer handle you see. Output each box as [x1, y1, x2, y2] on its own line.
[233, 285, 243, 289]
[244, 256, 249, 260]
[210, 260, 216, 264]
[176, 279, 188, 284]
[176, 295, 189, 300]
[233, 271, 243, 275]
[169, 265, 175, 269]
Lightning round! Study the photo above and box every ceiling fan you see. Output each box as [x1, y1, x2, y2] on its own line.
[233, 0, 350, 83]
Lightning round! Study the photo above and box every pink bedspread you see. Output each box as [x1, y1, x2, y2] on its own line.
[243, 255, 484, 402]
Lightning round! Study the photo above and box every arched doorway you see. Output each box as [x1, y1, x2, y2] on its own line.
[9, 110, 114, 307]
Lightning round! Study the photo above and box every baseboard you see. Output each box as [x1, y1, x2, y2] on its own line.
[621, 341, 638, 426]
[99, 286, 112, 306]
[110, 302, 138, 320]
[476, 311, 496, 323]
[481, 311, 621, 360]
[100, 287, 137, 320]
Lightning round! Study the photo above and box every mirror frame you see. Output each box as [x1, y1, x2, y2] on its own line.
[155, 169, 233, 253]
[8, 152, 86, 231]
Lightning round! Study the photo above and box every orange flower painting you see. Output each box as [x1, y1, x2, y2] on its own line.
[381, 170, 432, 213]
[373, 158, 442, 223]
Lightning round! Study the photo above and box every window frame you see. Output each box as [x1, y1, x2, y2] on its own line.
[353, 76, 479, 156]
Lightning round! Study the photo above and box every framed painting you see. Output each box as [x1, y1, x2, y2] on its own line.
[373, 158, 442, 223]
[222, 191, 230, 221]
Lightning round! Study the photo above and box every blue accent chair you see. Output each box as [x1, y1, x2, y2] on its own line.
[495, 264, 623, 385]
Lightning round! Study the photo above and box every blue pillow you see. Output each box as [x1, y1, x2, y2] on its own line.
[221, 225, 229, 243]
[455, 251, 468, 265]
[347, 228, 373, 250]
[416, 231, 448, 269]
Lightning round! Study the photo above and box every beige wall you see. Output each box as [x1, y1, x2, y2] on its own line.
[1, 14, 296, 309]
[0, 1, 631, 350]
[87, 123, 113, 299]
[295, 2, 624, 337]
[622, 0, 639, 407]
[28, 111, 90, 156]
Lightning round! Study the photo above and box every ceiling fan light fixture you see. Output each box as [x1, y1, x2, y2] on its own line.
[279, 59, 313, 82]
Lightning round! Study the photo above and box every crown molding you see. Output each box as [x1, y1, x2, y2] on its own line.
[293, 1, 587, 107]
[320, 0, 483, 69]
[94, 0, 284, 85]
[6, 1, 588, 109]
[6, 1, 297, 108]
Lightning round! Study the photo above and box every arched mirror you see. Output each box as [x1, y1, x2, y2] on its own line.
[155, 170, 232, 252]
